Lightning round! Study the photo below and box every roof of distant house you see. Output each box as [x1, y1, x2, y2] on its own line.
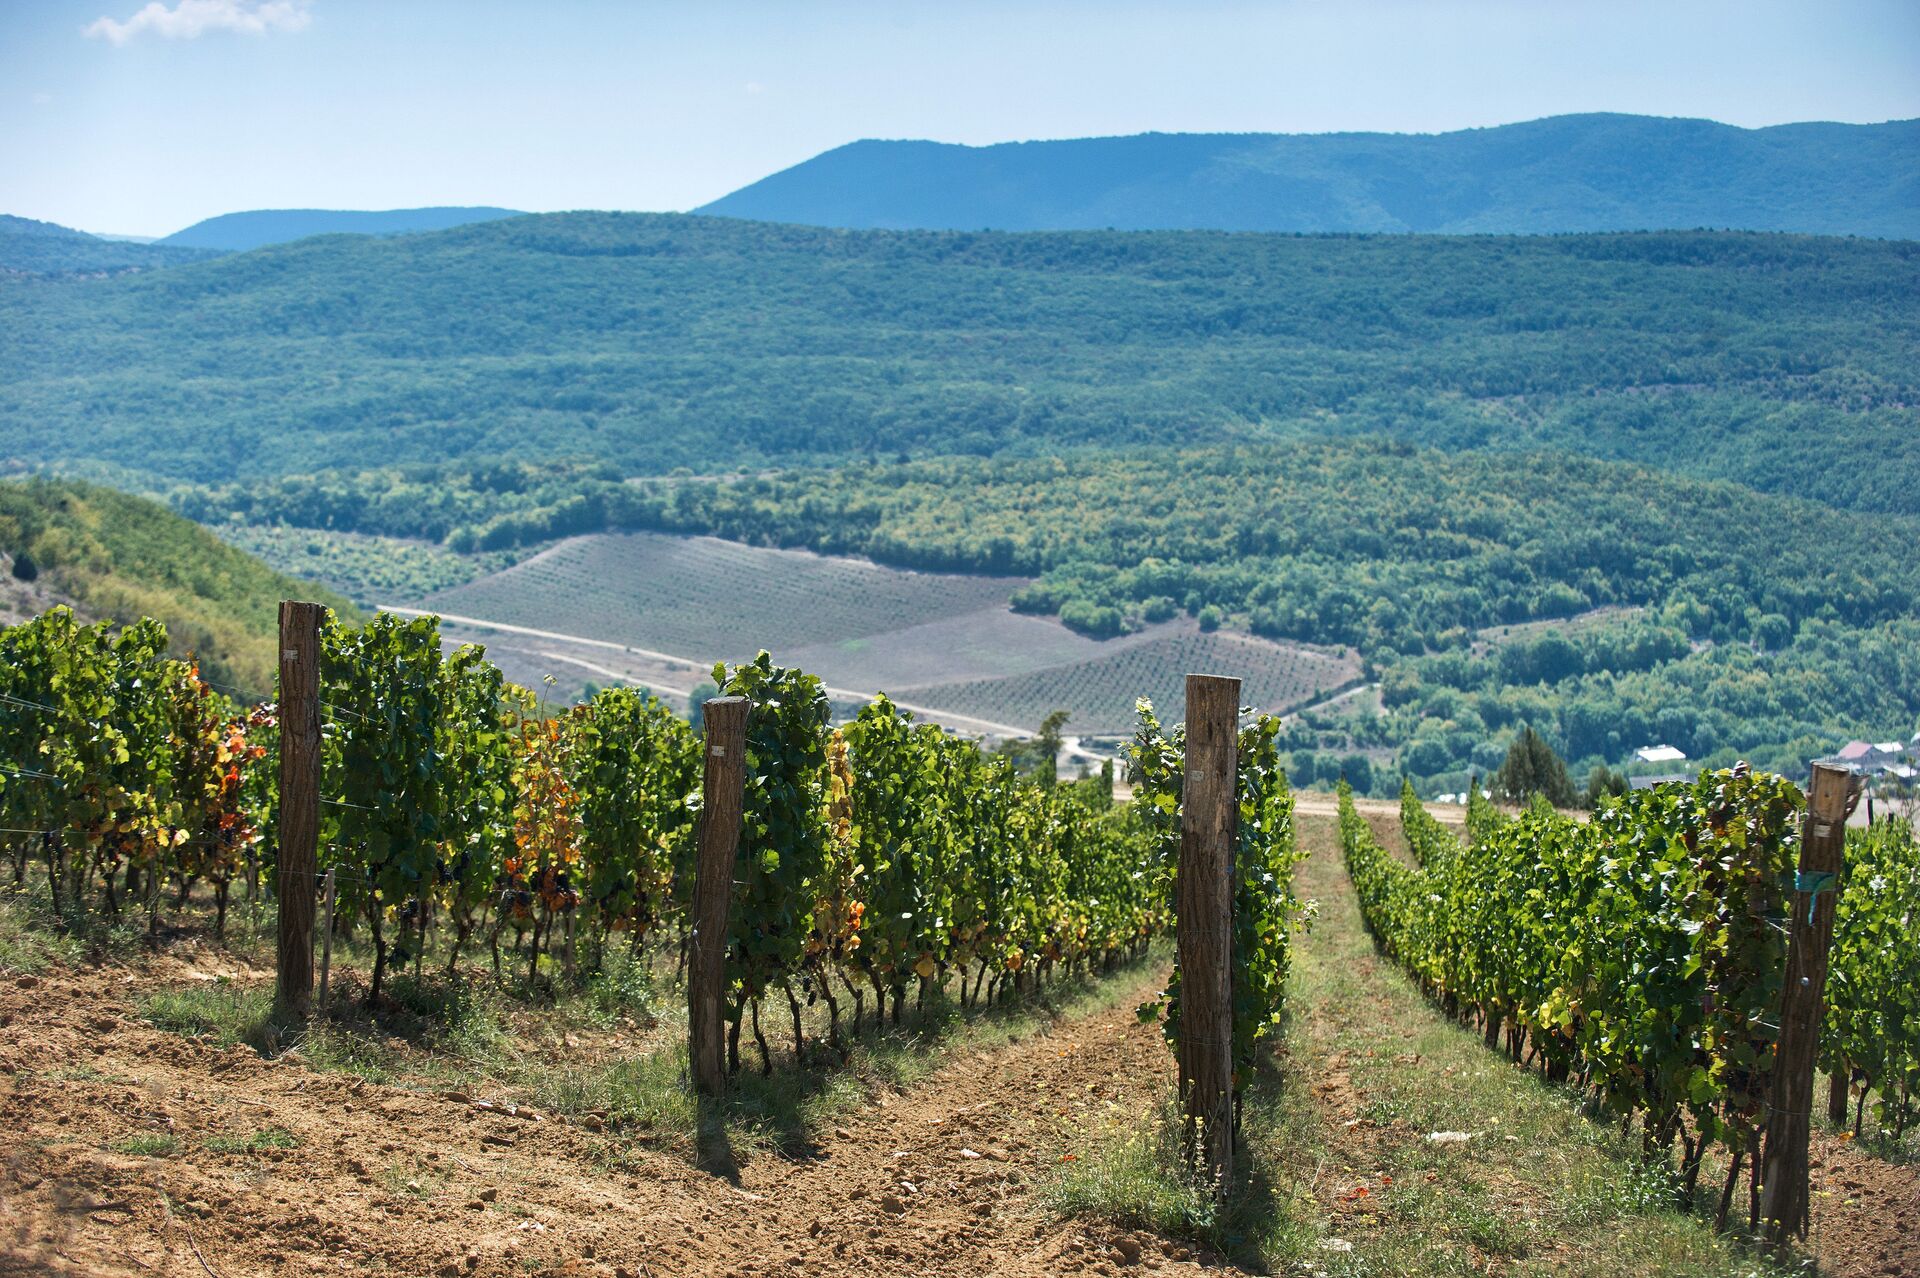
[1871, 741, 1903, 754]
[1837, 740, 1873, 760]
[1635, 744, 1688, 763]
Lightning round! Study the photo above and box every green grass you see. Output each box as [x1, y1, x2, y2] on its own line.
[110, 1133, 180, 1157]
[0, 880, 145, 973]
[140, 981, 274, 1048]
[1050, 819, 1799, 1276]
[202, 1127, 302, 1155]
[0, 886, 80, 974]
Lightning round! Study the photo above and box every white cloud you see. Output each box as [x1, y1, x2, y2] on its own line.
[84, 0, 312, 45]
[32, 93, 54, 105]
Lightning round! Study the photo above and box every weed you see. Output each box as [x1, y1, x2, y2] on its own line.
[110, 1133, 179, 1157]
[203, 1127, 302, 1155]
[141, 981, 272, 1048]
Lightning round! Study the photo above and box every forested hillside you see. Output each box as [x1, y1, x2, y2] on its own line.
[0, 478, 354, 692]
[3, 214, 1913, 513]
[700, 114, 1920, 237]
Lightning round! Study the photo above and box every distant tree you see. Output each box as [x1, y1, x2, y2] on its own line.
[1582, 764, 1628, 809]
[686, 679, 721, 732]
[1036, 709, 1070, 788]
[9, 550, 36, 582]
[1340, 753, 1374, 794]
[1197, 604, 1223, 632]
[1493, 725, 1577, 808]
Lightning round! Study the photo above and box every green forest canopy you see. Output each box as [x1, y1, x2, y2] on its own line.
[3, 214, 1914, 514]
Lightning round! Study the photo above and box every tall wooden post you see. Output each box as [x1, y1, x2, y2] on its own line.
[688, 696, 749, 1097]
[1177, 674, 1240, 1192]
[1759, 761, 1851, 1246]
[273, 601, 325, 1023]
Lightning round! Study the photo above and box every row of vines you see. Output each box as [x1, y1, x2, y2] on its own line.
[1, 606, 1305, 1092]
[1340, 775, 1918, 1234]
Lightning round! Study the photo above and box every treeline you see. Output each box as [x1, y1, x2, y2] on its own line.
[7, 215, 1916, 513]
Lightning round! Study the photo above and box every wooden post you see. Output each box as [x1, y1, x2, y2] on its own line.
[273, 601, 325, 1023]
[688, 696, 749, 1097]
[1177, 673, 1240, 1192]
[317, 867, 337, 1014]
[1758, 761, 1851, 1246]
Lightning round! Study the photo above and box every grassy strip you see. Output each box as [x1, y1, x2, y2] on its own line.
[137, 938, 1168, 1163]
[1050, 817, 1795, 1276]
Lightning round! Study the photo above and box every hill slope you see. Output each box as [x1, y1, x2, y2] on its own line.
[0, 478, 355, 693]
[2, 214, 1914, 513]
[700, 114, 1920, 237]
[159, 206, 523, 251]
[0, 213, 221, 275]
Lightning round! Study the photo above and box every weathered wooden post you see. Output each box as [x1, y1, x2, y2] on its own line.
[273, 601, 325, 1024]
[1758, 761, 1851, 1246]
[1178, 673, 1240, 1192]
[688, 696, 749, 1097]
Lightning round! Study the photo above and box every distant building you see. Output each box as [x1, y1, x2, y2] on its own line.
[1629, 773, 1691, 791]
[1634, 744, 1687, 764]
[1817, 736, 1916, 779]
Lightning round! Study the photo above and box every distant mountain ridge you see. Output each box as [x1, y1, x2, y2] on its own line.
[698, 113, 1920, 238]
[0, 214, 94, 239]
[0, 213, 222, 275]
[160, 206, 524, 251]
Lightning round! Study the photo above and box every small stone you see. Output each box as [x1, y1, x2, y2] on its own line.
[477, 1188, 498, 1203]
[879, 1194, 906, 1215]
[834, 1127, 853, 1140]
[14, 974, 38, 989]
[1112, 1235, 1143, 1264]
[808, 1219, 823, 1237]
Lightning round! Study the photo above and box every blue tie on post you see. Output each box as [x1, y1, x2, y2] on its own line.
[1793, 869, 1837, 925]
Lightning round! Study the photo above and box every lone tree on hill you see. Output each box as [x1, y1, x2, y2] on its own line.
[1493, 725, 1577, 808]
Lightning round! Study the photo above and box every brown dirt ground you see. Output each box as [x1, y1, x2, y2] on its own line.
[0, 954, 1223, 1278]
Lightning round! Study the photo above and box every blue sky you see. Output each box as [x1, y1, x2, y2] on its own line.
[4, 0, 1916, 237]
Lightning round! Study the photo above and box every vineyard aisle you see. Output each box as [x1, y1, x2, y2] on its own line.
[1270, 812, 1920, 1278]
[0, 954, 1225, 1277]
